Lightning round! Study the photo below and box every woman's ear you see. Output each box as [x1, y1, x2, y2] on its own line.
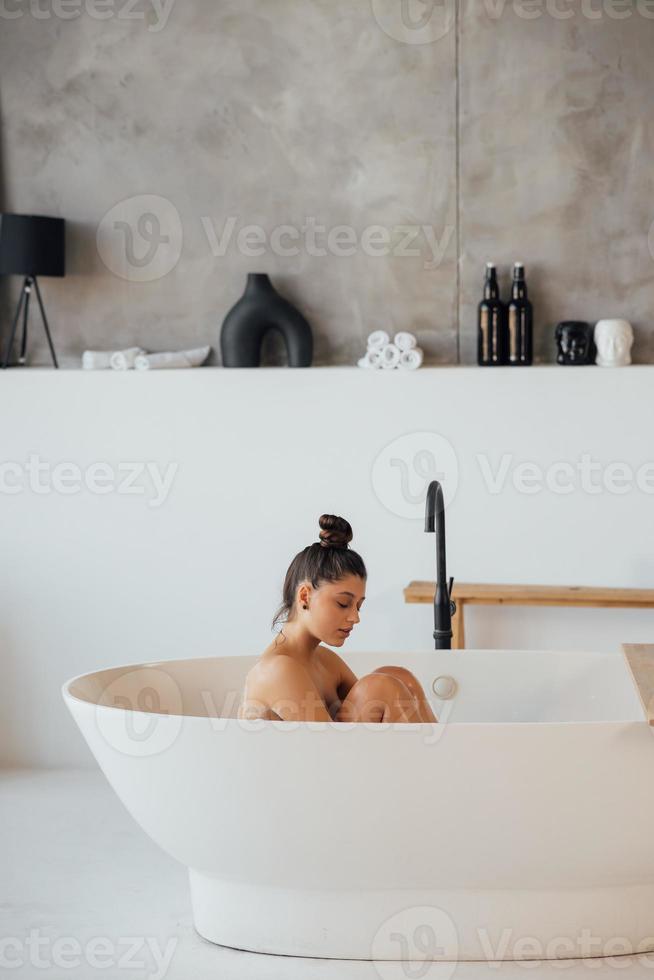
[297, 582, 312, 609]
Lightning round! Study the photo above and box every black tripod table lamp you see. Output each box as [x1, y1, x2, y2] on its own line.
[0, 213, 65, 368]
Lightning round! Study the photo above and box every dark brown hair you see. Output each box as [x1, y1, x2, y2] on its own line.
[272, 515, 367, 631]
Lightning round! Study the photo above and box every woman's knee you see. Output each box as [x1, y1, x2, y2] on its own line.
[336, 671, 416, 722]
[353, 671, 412, 698]
[372, 665, 424, 700]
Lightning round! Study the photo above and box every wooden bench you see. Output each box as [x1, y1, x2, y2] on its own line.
[404, 581, 654, 650]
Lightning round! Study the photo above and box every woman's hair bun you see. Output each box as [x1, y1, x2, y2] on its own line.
[318, 514, 352, 550]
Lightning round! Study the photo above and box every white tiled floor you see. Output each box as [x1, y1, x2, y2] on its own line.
[2, 768, 653, 979]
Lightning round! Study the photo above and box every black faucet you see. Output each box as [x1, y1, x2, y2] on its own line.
[424, 480, 456, 649]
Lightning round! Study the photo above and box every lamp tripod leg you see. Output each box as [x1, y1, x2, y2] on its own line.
[33, 277, 59, 369]
[18, 278, 31, 365]
[2, 278, 28, 369]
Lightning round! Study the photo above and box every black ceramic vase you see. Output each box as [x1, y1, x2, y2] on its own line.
[220, 273, 313, 367]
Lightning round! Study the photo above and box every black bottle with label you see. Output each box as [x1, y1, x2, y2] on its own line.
[507, 262, 533, 365]
[477, 262, 506, 365]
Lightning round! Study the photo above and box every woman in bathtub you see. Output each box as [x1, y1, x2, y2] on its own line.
[238, 515, 438, 723]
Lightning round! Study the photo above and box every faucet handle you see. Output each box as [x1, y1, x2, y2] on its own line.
[448, 576, 456, 617]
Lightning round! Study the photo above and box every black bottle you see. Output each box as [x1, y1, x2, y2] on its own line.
[477, 263, 506, 365]
[507, 262, 533, 365]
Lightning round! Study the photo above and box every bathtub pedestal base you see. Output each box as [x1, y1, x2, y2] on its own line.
[188, 871, 654, 961]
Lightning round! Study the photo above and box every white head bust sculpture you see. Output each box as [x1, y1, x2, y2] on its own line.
[594, 319, 634, 367]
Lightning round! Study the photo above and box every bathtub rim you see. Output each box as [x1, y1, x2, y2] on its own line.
[61, 647, 645, 728]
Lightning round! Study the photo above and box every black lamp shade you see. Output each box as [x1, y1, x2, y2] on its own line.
[0, 213, 65, 277]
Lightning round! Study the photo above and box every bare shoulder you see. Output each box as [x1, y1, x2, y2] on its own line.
[252, 653, 316, 689]
[256, 654, 296, 676]
[318, 645, 358, 684]
[250, 653, 331, 721]
[239, 655, 309, 719]
[317, 644, 342, 668]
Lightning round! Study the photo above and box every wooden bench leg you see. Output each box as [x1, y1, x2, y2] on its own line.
[622, 644, 654, 724]
[451, 600, 465, 650]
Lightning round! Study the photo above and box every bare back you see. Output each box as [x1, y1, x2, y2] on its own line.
[237, 641, 352, 721]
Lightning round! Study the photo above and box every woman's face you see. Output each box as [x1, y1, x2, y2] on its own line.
[300, 574, 366, 646]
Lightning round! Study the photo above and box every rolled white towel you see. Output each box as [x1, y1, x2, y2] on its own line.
[394, 331, 417, 352]
[367, 330, 390, 351]
[398, 346, 424, 371]
[380, 343, 401, 370]
[82, 350, 114, 370]
[358, 349, 383, 369]
[134, 345, 211, 371]
[109, 347, 146, 371]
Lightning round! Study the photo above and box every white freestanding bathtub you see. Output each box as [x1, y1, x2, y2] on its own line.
[62, 649, 654, 962]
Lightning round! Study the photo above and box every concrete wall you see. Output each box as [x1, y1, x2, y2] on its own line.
[1, 0, 653, 365]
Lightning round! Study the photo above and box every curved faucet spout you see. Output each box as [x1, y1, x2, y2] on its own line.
[424, 480, 454, 650]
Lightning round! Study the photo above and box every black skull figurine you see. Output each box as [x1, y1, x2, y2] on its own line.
[555, 321, 595, 365]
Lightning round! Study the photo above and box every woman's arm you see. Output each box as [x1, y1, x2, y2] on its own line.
[319, 647, 359, 701]
[336, 660, 359, 700]
[261, 656, 333, 722]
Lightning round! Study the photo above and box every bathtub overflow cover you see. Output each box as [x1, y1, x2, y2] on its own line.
[432, 675, 457, 700]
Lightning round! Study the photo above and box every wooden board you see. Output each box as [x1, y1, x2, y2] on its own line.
[622, 644, 654, 725]
[404, 581, 654, 608]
